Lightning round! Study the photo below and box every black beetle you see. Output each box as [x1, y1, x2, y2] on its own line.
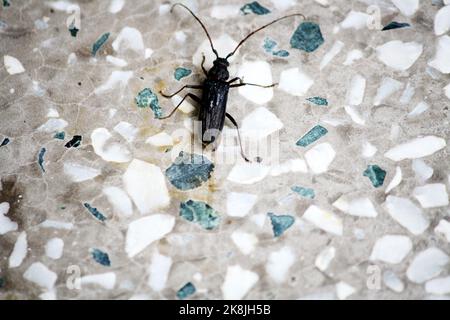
[160, 3, 305, 161]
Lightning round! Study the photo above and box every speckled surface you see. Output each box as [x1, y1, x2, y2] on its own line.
[1, 0, 450, 300]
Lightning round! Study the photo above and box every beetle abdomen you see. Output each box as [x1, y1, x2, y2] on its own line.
[199, 80, 229, 145]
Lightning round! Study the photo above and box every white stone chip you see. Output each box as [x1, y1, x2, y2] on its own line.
[305, 143, 336, 174]
[37, 118, 68, 133]
[303, 205, 343, 236]
[231, 230, 258, 255]
[406, 248, 449, 283]
[227, 162, 271, 184]
[125, 214, 175, 258]
[385, 166, 402, 194]
[336, 281, 356, 300]
[383, 270, 404, 293]
[171, 94, 196, 114]
[320, 41, 344, 70]
[9, 231, 27, 268]
[237, 60, 274, 104]
[344, 106, 365, 125]
[64, 162, 101, 182]
[412, 159, 433, 182]
[340, 11, 370, 30]
[376, 41, 422, 71]
[146, 132, 174, 147]
[193, 34, 238, 70]
[333, 196, 378, 218]
[241, 107, 283, 140]
[362, 141, 377, 158]
[346, 74, 366, 106]
[226, 192, 257, 217]
[279, 67, 314, 97]
[343, 49, 363, 65]
[103, 186, 133, 217]
[266, 247, 295, 284]
[0, 202, 18, 235]
[94, 70, 133, 94]
[91, 128, 131, 163]
[23, 262, 57, 290]
[221, 265, 259, 300]
[112, 27, 145, 55]
[113, 121, 138, 142]
[123, 159, 170, 214]
[391, 0, 419, 16]
[428, 35, 450, 74]
[400, 82, 415, 104]
[408, 101, 429, 118]
[445, 83, 450, 100]
[45, 238, 64, 260]
[147, 251, 172, 292]
[315, 247, 336, 272]
[4, 55, 25, 74]
[370, 235, 412, 264]
[435, 219, 450, 242]
[384, 136, 446, 161]
[81, 272, 116, 290]
[385, 196, 429, 235]
[106, 55, 128, 67]
[210, 5, 240, 19]
[269, 0, 295, 10]
[109, 0, 125, 14]
[373, 77, 403, 106]
[412, 183, 449, 208]
[434, 5, 450, 36]
[39, 220, 73, 230]
[425, 276, 450, 295]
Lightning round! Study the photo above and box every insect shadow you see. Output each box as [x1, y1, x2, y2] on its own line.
[159, 3, 305, 162]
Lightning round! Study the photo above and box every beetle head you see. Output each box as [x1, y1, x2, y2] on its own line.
[208, 58, 230, 81]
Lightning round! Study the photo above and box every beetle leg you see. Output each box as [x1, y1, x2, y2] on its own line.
[230, 82, 277, 88]
[159, 93, 201, 119]
[225, 112, 250, 162]
[159, 85, 202, 98]
[201, 53, 208, 76]
[227, 77, 242, 84]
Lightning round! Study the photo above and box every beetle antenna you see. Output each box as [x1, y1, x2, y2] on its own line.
[225, 13, 306, 59]
[171, 3, 219, 59]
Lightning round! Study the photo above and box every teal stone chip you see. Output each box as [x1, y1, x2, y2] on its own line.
[180, 200, 220, 230]
[3, 0, 10, 7]
[174, 67, 192, 81]
[290, 22, 324, 53]
[54, 132, 65, 140]
[92, 32, 110, 56]
[1, 137, 10, 146]
[382, 21, 410, 31]
[84, 203, 106, 222]
[268, 213, 295, 237]
[135, 88, 162, 119]
[68, 20, 79, 37]
[306, 96, 328, 106]
[91, 248, 111, 266]
[177, 282, 196, 300]
[291, 186, 315, 199]
[363, 165, 386, 188]
[263, 37, 277, 53]
[273, 50, 289, 57]
[165, 152, 214, 190]
[38, 147, 46, 172]
[296, 125, 328, 147]
[240, 1, 270, 15]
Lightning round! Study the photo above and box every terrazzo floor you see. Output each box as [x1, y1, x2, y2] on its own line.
[1, 0, 450, 300]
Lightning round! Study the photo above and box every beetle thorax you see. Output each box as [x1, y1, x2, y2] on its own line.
[207, 58, 230, 81]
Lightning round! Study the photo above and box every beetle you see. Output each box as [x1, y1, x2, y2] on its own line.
[159, 3, 305, 161]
